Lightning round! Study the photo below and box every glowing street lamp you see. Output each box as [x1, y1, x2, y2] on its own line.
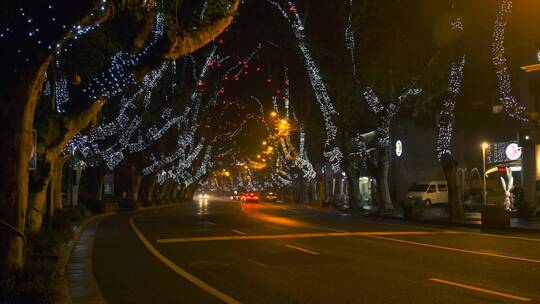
[277, 119, 290, 136]
[270, 111, 277, 118]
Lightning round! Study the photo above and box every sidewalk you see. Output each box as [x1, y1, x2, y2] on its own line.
[278, 202, 540, 233]
[66, 217, 108, 304]
[379, 206, 540, 233]
[63, 204, 179, 303]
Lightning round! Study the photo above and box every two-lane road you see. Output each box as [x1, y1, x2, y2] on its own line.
[93, 199, 540, 303]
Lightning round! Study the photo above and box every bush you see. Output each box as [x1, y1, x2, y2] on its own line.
[52, 207, 83, 227]
[75, 204, 92, 219]
[0, 259, 57, 304]
[142, 200, 155, 207]
[27, 227, 72, 256]
[82, 198, 106, 214]
[403, 198, 425, 219]
[482, 203, 506, 212]
[119, 198, 139, 211]
[50, 211, 74, 234]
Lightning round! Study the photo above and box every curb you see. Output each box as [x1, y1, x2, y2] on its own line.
[373, 214, 540, 234]
[58, 203, 182, 303]
[57, 212, 114, 304]
[278, 202, 540, 234]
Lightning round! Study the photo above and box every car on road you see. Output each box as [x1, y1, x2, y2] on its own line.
[197, 193, 210, 200]
[242, 192, 260, 203]
[264, 191, 278, 202]
[407, 181, 448, 206]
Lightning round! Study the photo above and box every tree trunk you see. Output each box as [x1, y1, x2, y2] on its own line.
[146, 177, 156, 202]
[346, 172, 357, 209]
[52, 156, 68, 211]
[376, 147, 393, 212]
[27, 152, 67, 233]
[158, 181, 171, 201]
[129, 173, 142, 201]
[45, 176, 55, 228]
[96, 172, 105, 201]
[0, 59, 50, 270]
[26, 187, 48, 234]
[441, 154, 464, 220]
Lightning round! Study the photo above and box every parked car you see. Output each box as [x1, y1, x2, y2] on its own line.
[242, 192, 260, 203]
[407, 181, 448, 206]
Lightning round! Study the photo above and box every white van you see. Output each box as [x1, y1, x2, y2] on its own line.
[407, 181, 448, 206]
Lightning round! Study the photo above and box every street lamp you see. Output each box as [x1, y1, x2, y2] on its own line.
[481, 142, 489, 205]
[270, 111, 277, 118]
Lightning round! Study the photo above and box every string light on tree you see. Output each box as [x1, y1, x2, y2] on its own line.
[492, 0, 528, 121]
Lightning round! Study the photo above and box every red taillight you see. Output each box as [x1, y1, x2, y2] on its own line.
[254, 196, 259, 200]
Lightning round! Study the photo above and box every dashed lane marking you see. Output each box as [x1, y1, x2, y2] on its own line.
[429, 278, 532, 302]
[129, 215, 241, 304]
[285, 244, 320, 255]
[231, 229, 247, 235]
[157, 230, 446, 244]
[370, 235, 540, 264]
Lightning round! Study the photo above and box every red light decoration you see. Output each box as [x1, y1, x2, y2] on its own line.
[267, 78, 272, 84]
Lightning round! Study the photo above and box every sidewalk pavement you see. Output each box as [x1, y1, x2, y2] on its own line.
[64, 204, 179, 303]
[277, 202, 540, 233]
[379, 207, 540, 233]
[66, 217, 108, 304]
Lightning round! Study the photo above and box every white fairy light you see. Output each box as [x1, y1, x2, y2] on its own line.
[268, 0, 342, 172]
[345, 0, 359, 83]
[43, 72, 51, 96]
[55, 77, 69, 113]
[492, 0, 528, 121]
[437, 55, 466, 160]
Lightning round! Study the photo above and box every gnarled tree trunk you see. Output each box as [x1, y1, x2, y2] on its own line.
[0, 58, 50, 270]
[441, 154, 464, 219]
[375, 147, 393, 212]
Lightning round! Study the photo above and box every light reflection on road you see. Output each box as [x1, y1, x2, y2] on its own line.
[197, 199, 209, 215]
[239, 201, 310, 228]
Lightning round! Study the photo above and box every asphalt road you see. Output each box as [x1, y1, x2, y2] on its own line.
[93, 198, 540, 304]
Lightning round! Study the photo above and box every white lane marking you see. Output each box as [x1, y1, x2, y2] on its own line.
[231, 229, 247, 235]
[370, 235, 540, 264]
[129, 215, 241, 304]
[429, 278, 532, 302]
[285, 244, 320, 255]
[157, 231, 446, 244]
[469, 232, 540, 243]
